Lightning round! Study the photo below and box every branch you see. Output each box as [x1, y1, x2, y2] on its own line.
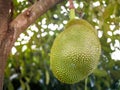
[9, 0, 63, 42]
[69, 0, 74, 9]
[0, 0, 63, 89]
[0, 0, 12, 45]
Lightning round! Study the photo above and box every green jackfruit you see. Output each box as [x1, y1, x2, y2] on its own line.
[50, 19, 101, 84]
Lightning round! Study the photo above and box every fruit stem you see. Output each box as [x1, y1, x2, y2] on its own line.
[85, 77, 88, 90]
[69, 0, 75, 20]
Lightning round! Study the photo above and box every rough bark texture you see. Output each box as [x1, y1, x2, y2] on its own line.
[0, 0, 12, 89]
[0, 0, 63, 89]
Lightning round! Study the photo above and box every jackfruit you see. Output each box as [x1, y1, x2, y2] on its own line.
[50, 19, 101, 84]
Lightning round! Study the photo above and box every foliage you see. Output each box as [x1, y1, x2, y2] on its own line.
[3, 0, 120, 90]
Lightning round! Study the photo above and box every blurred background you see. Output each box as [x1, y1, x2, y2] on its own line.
[3, 0, 120, 90]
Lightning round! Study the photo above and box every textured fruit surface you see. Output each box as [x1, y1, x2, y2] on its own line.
[50, 19, 101, 84]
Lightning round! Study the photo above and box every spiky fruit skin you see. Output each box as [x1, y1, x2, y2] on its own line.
[50, 19, 101, 84]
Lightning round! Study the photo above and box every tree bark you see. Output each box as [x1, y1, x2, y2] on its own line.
[0, 0, 63, 89]
[0, 0, 12, 89]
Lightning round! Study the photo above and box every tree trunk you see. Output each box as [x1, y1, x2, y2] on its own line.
[0, 55, 8, 89]
[0, 0, 12, 89]
[0, 0, 63, 89]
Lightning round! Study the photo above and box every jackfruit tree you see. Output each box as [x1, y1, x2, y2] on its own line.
[0, 0, 120, 90]
[0, 0, 63, 89]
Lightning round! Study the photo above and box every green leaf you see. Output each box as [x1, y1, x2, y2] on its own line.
[26, 83, 30, 90]
[20, 79, 26, 90]
[93, 68, 107, 77]
[110, 70, 120, 80]
[8, 82, 14, 90]
[103, 3, 114, 20]
[45, 70, 50, 85]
